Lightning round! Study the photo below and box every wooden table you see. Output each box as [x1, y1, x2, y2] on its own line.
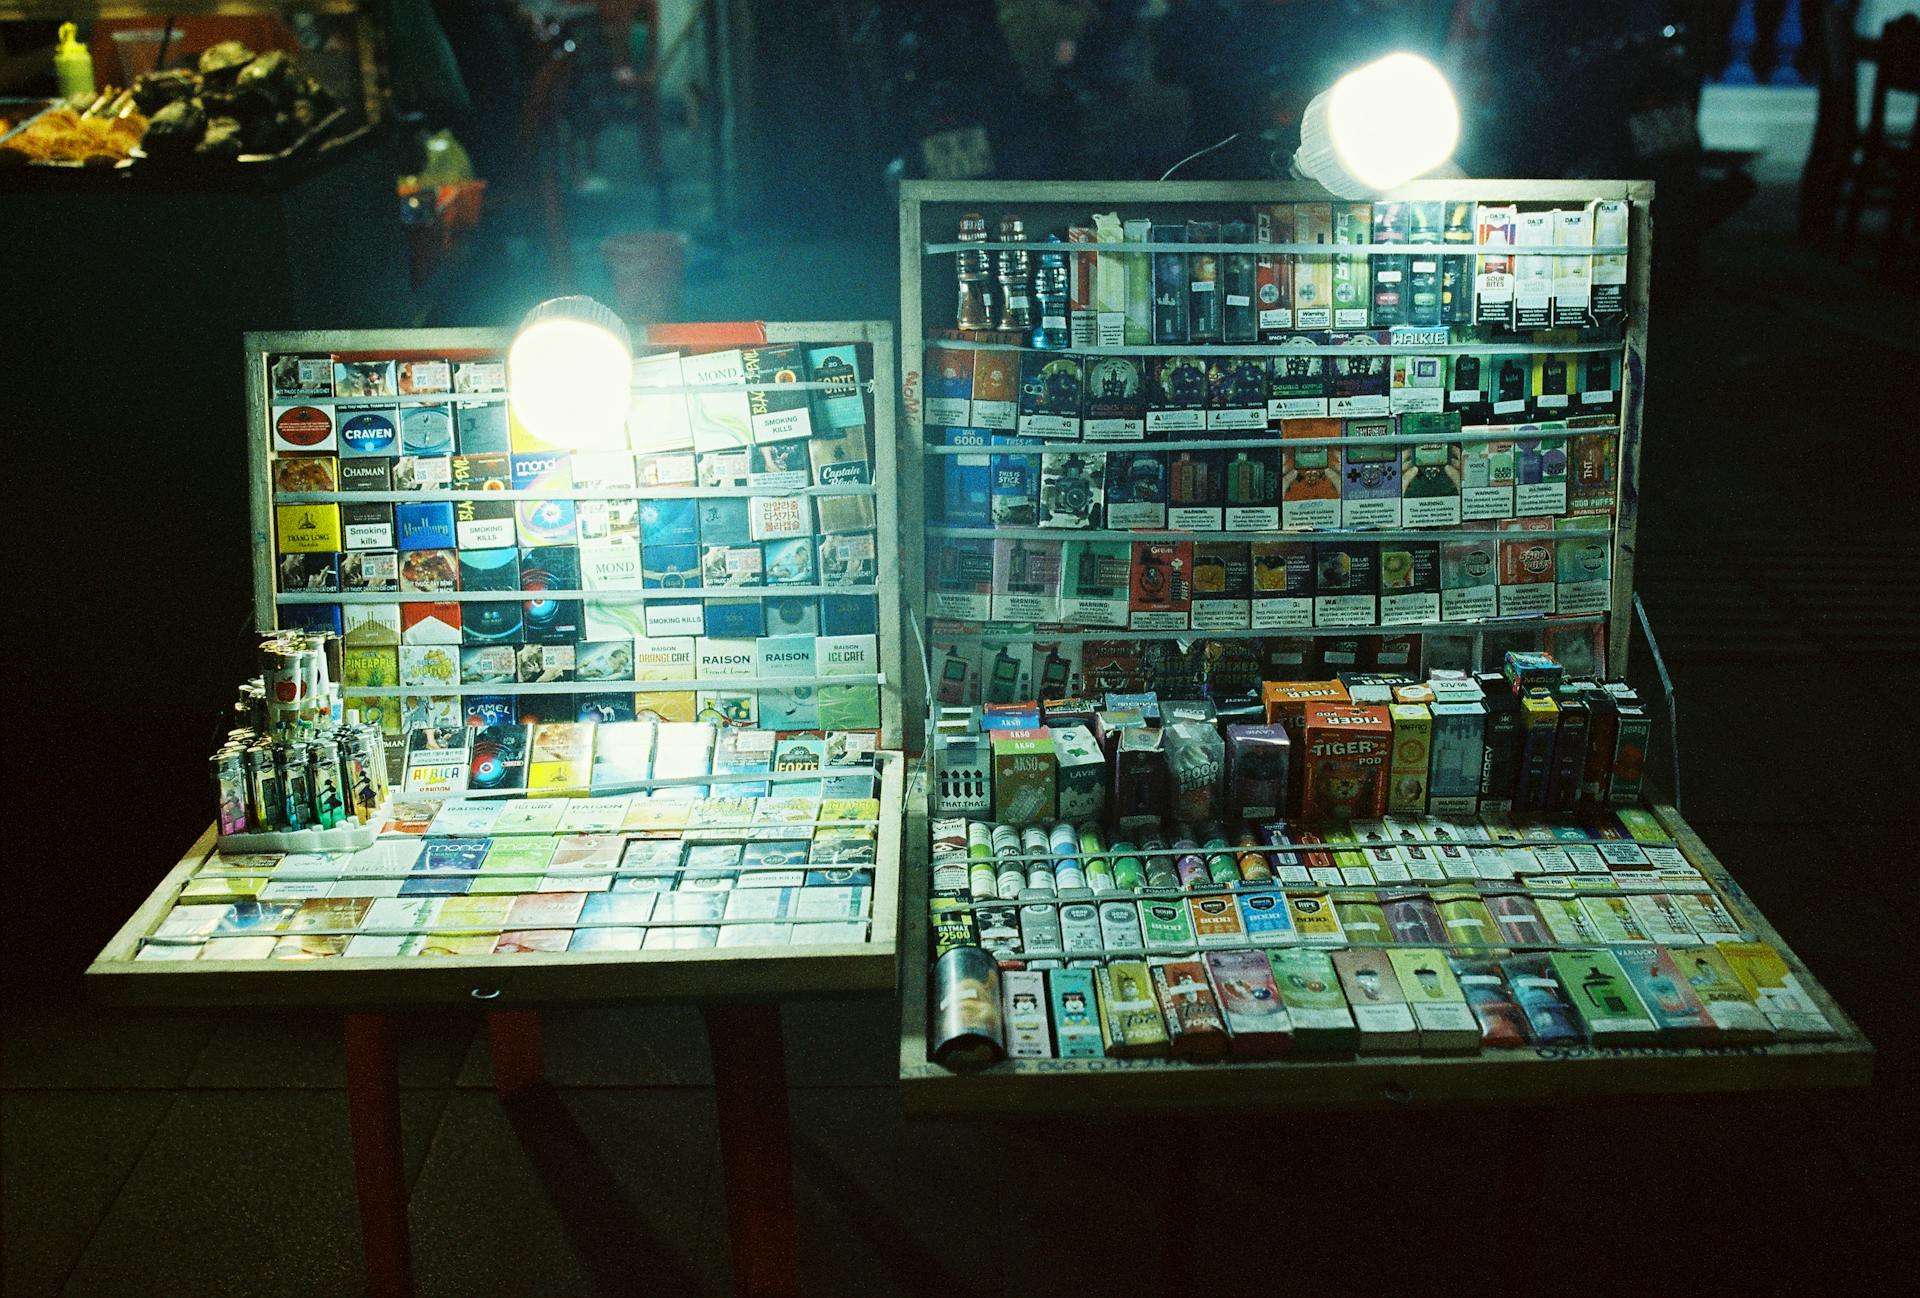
[895, 781, 1873, 1114]
[88, 752, 907, 1298]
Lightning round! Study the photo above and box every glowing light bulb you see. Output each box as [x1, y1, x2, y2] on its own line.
[507, 296, 634, 450]
[1295, 52, 1461, 198]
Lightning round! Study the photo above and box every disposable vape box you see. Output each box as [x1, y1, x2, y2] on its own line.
[1151, 957, 1230, 1061]
[1488, 353, 1533, 423]
[1379, 540, 1441, 626]
[1059, 540, 1132, 627]
[1223, 446, 1280, 532]
[1608, 702, 1652, 805]
[1512, 209, 1555, 329]
[1552, 205, 1595, 327]
[1123, 218, 1154, 343]
[1327, 338, 1391, 417]
[1207, 356, 1267, 431]
[992, 731, 1056, 826]
[1332, 948, 1421, 1053]
[1513, 690, 1560, 814]
[1082, 355, 1145, 441]
[1281, 417, 1342, 530]
[1058, 902, 1104, 958]
[992, 538, 1062, 623]
[969, 347, 1019, 431]
[1291, 202, 1335, 327]
[1477, 675, 1522, 809]
[1255, 203, 1296, 334]
[1268, 947, 1357, 1050]
[1399, 412, 1463, 527]
[1190, 542, 1251, 631]
[1051, 725, 1107, 821]
[1673, 944, 1773, 1039]
[1313, 541, 1378, 628]
[1370, 201, 1410, 327]
[1050, 967, 1106, 1057]
[1129, 540, 1192, 630]
[1001, 969, 1054, 1058]
[1098, 960, 1170, 1057]
[941, 429, 992, 526]
[1250, 541, 1314, 631]
[1386, 948, 1480, 1051]
[989, 435, 1042, 527]
[1460, 439, 1517, 521]
[1068, 226, 1097, 349]
[1427, 700, 1485, 816]
[1590, 199, 1629, 321]
[1098, 899, 1146, 955]
[1450, 958, 1531, 1047]
[1405, 201, 1445, 327]
[1473, 203, 1517, 327]
[1497, 519, 1557, 616]
[1146, 355, 1208, 434]
[1269, 338, 1331, 418]
[1332, 894, 1390, 944]
[1341, 420, 1401, 528]
[1499, 953, 1585, 1044]
[1140, 899, 1199, 954]
[1549, 950, 1658, 1045]
[1203, 949, 1292, 1058]
[1546, 686, 1590, 813]
[1039, 450, 1105, 528]
[1093, 211, 1130, 345]
[1224, 724, 1289, 821]
[928, 537, 994, 622]
[1237, 890, 1298, 945]
[1566, 430, 1616, 515]
[1613, 945, 1718, 1042]
[1019, 902, 1064, 960]
[1285, 893, 1345, 944]
[1186, 220, 1223, 343]
[1330, 202, 1372, 328]
[1386, 703, 1433, 815]
[1149, 223, 1190, 343]
[1513, 432, 1569, 515]
[1719, 942, 1835, 1037]
[1532, 350, 1578, 419]
[1019, 352, 1084, 440]
[1220, 219, 1258, 342]
[1103, 449, 1167, 530]
[1440, 200, 1477, 324]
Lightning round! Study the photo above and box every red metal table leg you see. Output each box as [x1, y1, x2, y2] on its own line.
[487, 1009, 547, 1098]
[343, 1012, 414, 1298]
[702, 1003, 799, 1298]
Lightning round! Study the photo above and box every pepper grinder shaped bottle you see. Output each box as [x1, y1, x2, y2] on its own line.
[996, 215, 1035, 331]
[956, 213, 994, 332]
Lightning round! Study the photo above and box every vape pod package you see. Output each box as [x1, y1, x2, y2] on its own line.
[1330, 202, 1373, 328]
[1286, 892, 1345, 944]
[1083, 355, 1145, 441]
[1370, 201, 1410, 327]
[1051, 725, 1107, 821]
[1098, 959, 1172, 1056]
[991, 538, 1062, 623]
[1440, 200, 1477, 325]
[1039, 450, 1106, 528]
[1327, 339, 1391, 418]
[1500, 953, 1584, 1045]
[1058, 540, 1132, 626]
[1280, 418, 1342, 530]
[923, 341, 974, 430]
[992, 730, 1056, 826]
[1146, 355, 1208, 434]
[1673, 944, 1774, 1040]
[1001, 969, 1053, 1058]
[1312, 540, 1378, 627]
[1389, 340, 1448, 415]
[1341, 420, 1401, 529]
[1474, 203, 1518, 327]
[1512, 208, 1556, 330]
[988, 435, 1042, 527]
[1092, 212, 1130, 346]
[969, 346, 1020, 432]
[1050, 967, 1106, 1057]
[1268, 338, 1331, 419]
[1255, 203, 1296, 334]
[1379, 540, 1441, 626]
[1220, 219, 1259, 343]
[1548, 950, 1658, 1045]
[1250, 541, 1314, 631]
[1225, 724, 1290, 821]
[1152, 957, 1230, 1060]
[1291, 202, 1335, 327]
[1426, 699, 1485, 817]
[1189, 542, 1252, 630]
[1555, 516, 1612, 616]
[1149, 223, 1190, 344]
[1386, 948, 1481, 1052]
[1238, 890, 1299, 946]
[1332, 948, 1421, 1053]
[1129, 541, 1192, 630]
[1497, 518, 1558, 617]
[1405, 201, 1445, 328]
[1268, 947, 1358, 1051]
[1185, 220, 1222, 343]
[1449, 958, 1531, 1047]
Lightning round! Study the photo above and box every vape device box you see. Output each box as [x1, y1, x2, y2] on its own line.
[1404, 200, 1444, 327]
[1019, 903, 1064, 960]
[1312, 540, 1378, 628]
[1513, 690, 1560, 814]
[969, 347, 1019, 431]
[1378, 539, 1441, 626]
[992, 537, 1062, 624]
[1019, 351, 1084, 440]
[1051, 725, 1107, 821]
[1255, 203, 1296, 333]
[941, 429, 992, 527]
[1427, 700, 1485, 816]
[1386, 702, 1432, 815]
[1082, 355, 1145, 440]
[1330, 202, 1372, 329]
[1545, 686, 1589, 813]
[1050, 967, 1106, 1057]
[1399, 412, 1464, 527]
[1166, 449, 1225, 531]
[1039, 450, 1106, 528]
[1190, 541, 1251, 631]
[1223, 448, 1280, 532]
[1204, 949, 1292, 1058]
[1001, 969, 1054, 1058]
[1341, 420, 1400, 528]
[1332, 948, 1420, 1053]
[1440, 199, 1477, 324]
[1385, 948, 1480, 1052]
[923, 341, 973, 429]
[1146, 355, 1208, 434]
[1268, 338, 1330, 419]
[1150, 223, 1190, 343]
[1293, 202, 1335, 328]
[1103, 449, 1167, 530]
[1496, 518, 1557, 617]
[1186, 220, 1222, 343]
[1123, 218, 1153, 344]
[1099, 960, 1170, 1057]
[1139, 898, 1198, 955]
[1206, 355, 1267, 433]
[1220, 219, 1258, 343]
[1474, 203, 1517, 327]
[1152, 956, 1230, 1060]
[993, 731, 1056, 826]
[1672, 944, 1773, 1039]
[1268, 947, 1358, 1050]
[1549, 950, 1658, 1045]
[1225, 724, 1289, 821]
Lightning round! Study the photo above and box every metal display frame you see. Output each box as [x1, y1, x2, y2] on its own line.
[892, 180, 1871, 1108]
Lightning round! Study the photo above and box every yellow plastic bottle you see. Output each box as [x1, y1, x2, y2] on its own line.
[55, 23, 95, 99]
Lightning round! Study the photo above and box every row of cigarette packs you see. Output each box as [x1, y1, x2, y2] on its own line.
[946, 199, 1628, 343]
[937, 423, 1611, 532]
[932, 654, 1651, 826]
[926, 340, 1620, 440]
[930, 939, 1828, 1068]
[927, 527, 1610, 632]
[394, 719, 878, 797]
[270, 345, 872, 471]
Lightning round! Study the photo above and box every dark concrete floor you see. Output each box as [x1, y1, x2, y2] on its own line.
[4, 186, 1916, 1296]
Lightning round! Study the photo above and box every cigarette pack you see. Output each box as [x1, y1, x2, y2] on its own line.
[1718, 942, 1835, 1037]
[1098, 960, 1171, 1056]
[1148, 957, 1228, 1061]
[1386, 948, 1480, 1051]
[1268, 948, 1357, 1050]
[1450, 957, 1530, 1047]
[1049, 967, 1105, 1057]
[1001, 969, 1054, 1058]
[1549, 950, 1658, 1044]
[1332, 948, 1421, 1052]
